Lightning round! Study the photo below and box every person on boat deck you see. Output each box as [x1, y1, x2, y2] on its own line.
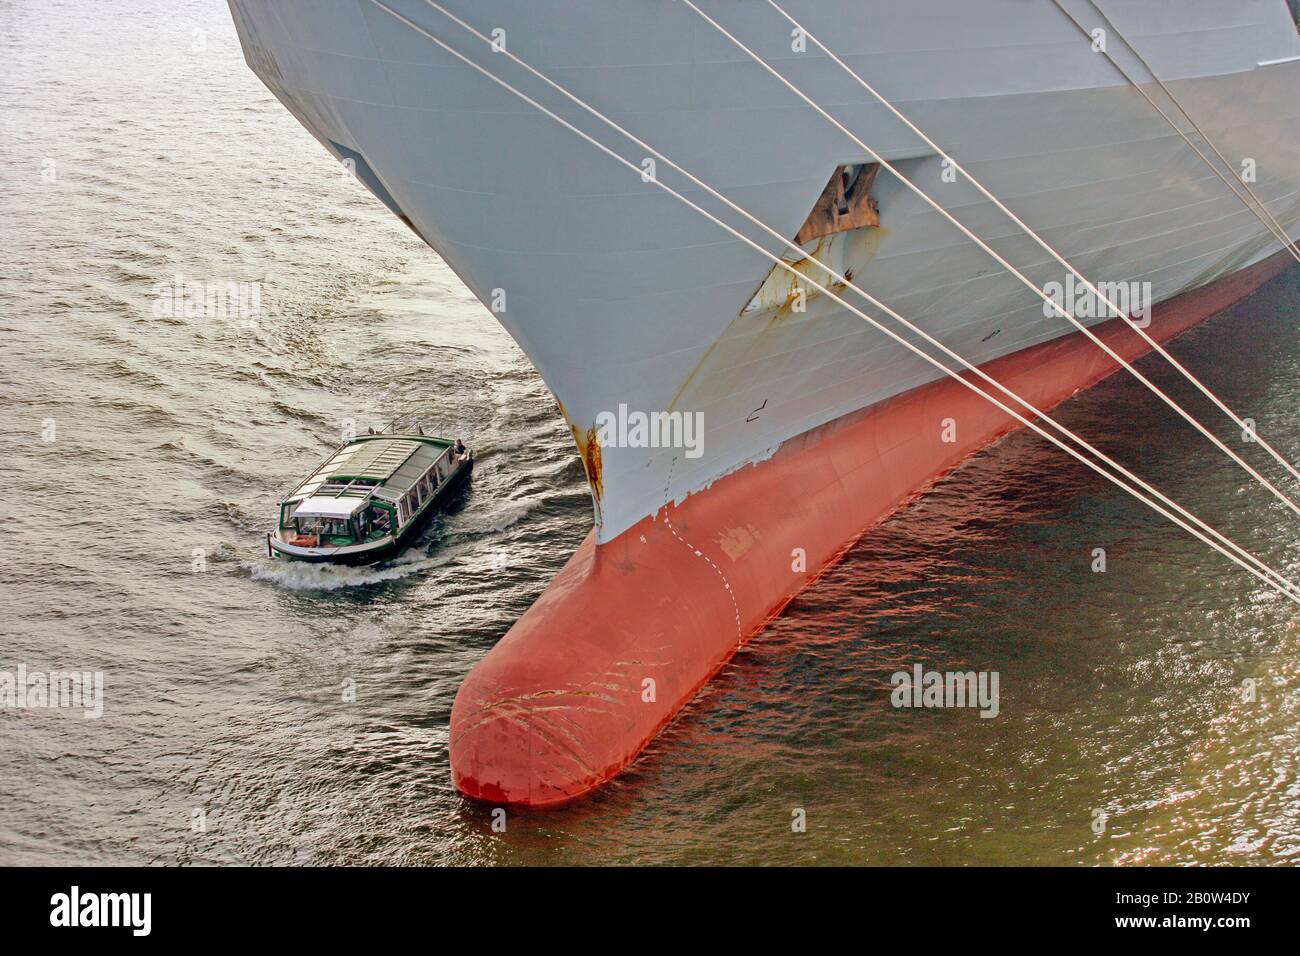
[453, 439, 469, 462]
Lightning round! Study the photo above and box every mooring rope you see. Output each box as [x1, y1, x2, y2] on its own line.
[677, 0, 1300, 519]
[767, 0, 1300, 491]
[361, 0, 1300, 604]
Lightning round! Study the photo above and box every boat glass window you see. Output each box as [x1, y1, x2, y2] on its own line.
[296, 516, 351, 537]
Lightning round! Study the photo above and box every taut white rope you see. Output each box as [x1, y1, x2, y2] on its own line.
[767, 0, 1300, 489]
[679, 0, 1300, 519]
[364, 0, 1300, 604]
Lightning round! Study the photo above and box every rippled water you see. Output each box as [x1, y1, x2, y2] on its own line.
[2, 0, 1297, 866]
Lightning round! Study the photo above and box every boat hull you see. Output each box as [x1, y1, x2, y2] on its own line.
[449, 249, 1294, 808]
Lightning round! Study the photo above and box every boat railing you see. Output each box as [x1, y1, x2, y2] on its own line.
[274, 438, 351, 503]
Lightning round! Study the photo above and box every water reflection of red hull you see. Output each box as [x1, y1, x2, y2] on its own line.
[450, 251, 1295, 808]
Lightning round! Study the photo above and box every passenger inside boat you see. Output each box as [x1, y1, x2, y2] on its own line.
[363, 505, 392, 539]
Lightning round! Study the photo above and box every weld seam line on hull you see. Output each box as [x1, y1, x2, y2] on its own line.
[661, 456, 744, 642]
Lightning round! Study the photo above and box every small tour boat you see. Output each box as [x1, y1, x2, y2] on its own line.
[268, 432, 472, 564]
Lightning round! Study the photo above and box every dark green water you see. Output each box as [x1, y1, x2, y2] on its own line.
[2, 0, 1297, 865]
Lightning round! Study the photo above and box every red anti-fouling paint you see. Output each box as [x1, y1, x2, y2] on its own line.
[450, 250, 1294, 808]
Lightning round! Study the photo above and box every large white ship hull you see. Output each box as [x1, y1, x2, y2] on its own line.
[229, 0, 1300, 804]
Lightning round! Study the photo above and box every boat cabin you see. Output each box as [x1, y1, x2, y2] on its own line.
[269, 433, 471, 563]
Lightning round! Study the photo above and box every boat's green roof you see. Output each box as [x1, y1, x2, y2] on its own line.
[328, 438, 420, 482]
[284, 433, 454, 504]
